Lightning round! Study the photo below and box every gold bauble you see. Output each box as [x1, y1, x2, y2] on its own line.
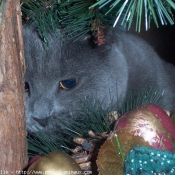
[96, 132, 150, 175]
[28, 151, 82, 175]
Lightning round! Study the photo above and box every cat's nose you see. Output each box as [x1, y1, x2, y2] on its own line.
[33, 117, 49, 127]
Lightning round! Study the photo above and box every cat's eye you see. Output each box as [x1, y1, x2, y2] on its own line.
[25, 81, 30, 92]
[59, 79, 77, 90]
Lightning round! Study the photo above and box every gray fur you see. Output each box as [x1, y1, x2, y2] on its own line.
[23, 24, 175, 134]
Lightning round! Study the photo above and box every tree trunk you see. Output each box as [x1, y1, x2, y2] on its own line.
[0, 0, 27, 171]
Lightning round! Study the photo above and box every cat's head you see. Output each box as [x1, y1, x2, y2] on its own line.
[23, 24, 127, 135]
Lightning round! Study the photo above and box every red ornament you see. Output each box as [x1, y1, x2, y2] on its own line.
[28, 155, 41, 167]
[115, 103, 175, 152]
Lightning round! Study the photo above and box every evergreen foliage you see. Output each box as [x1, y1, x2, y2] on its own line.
[21, 0, 175, 40]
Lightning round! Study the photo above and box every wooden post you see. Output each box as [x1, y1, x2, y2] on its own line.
[0, 0, 27, 171]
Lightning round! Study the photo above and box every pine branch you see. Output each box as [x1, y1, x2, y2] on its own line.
[21, 0, 175, 40]
[89, 0, 175, 31]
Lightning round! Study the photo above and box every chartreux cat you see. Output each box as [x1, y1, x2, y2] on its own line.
[23, 24, 175, 135]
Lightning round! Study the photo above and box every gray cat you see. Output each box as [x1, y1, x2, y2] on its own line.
[23, 24, 175, 135]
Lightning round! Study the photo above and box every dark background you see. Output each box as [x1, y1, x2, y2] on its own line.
[132, 24, 175, 65]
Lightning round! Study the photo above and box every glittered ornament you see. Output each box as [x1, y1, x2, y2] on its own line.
[28, 151, 82, 175]
[115, 103, 175, 152]
[124, 146, 175, 174]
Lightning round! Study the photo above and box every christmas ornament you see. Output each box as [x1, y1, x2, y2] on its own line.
[28, 155, 41, 167]
[96, 104, 175, 175]
[115, 103, 175, 152]
[124, 146, 175, 174]
[28, 151, 82, 175]
[96, 132, 151, 175]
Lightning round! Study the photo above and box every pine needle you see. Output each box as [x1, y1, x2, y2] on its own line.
[21, 0, 175, 40]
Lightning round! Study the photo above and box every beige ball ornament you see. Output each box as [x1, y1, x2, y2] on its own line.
[28, 151, 82, 175]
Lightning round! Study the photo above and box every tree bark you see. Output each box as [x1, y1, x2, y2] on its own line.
[0, 0, 27, 171]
